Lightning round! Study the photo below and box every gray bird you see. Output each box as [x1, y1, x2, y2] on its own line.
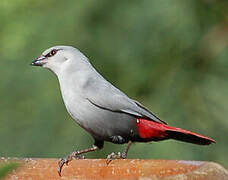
[31, 46, 215, 176]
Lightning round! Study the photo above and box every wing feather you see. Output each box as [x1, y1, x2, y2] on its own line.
[84, 76, 166, 124]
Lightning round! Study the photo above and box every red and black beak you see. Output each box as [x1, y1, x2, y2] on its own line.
[31, 55, 46, 66]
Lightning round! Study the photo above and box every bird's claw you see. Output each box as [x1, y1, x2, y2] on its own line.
[106, 152, 126, 165]
[58, 158, 68, 177]
[58, 152, 85, 176]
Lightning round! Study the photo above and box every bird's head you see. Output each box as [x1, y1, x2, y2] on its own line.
[31, 45, 90, 74]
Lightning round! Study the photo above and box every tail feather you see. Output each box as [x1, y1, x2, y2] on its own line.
[165, 129, 215, 145]
[136, 118, 215, 145]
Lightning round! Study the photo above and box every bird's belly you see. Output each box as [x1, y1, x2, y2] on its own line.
[64, 98, 137, 142]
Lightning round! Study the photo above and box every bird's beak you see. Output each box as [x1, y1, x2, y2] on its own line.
[31, 56, 46, 66]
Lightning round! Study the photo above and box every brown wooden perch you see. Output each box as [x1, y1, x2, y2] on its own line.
[1, 158, 228, 180]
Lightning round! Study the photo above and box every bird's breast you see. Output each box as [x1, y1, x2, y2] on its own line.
[57, 74, 138, 141]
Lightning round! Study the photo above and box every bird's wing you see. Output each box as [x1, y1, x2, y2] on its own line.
[84, 77, 167, 124]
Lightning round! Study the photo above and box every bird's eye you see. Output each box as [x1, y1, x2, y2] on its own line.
[46, 49, 58, 57]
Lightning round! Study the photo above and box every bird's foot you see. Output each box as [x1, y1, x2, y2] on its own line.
[58, 152, 84, 176]
[106, 151, 127, 165]
[57, 145, 99, 176]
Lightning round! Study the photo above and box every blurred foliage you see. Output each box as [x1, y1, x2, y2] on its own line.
[0, 162, 19, 179]
[0, 0, 227, 168]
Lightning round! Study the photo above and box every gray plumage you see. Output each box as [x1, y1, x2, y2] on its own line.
[32, 45, 165, 145]
[31, 46, 215, 176]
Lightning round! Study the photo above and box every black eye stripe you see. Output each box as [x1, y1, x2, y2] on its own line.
[45, 49, 59, 57]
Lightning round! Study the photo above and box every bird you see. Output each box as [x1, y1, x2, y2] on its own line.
[31, 45, 215, 176]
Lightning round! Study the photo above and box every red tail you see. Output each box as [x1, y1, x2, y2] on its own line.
[136, 119, 215, 145]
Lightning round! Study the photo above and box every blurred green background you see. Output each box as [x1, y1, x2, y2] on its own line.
[0, 0, 227, 168]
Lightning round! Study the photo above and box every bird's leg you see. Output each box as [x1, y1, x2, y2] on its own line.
[106, 141, 132, 164]
[121, 140, 132, 158]
[58, 145, 98, 176]
[58, 140, 103, 176]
